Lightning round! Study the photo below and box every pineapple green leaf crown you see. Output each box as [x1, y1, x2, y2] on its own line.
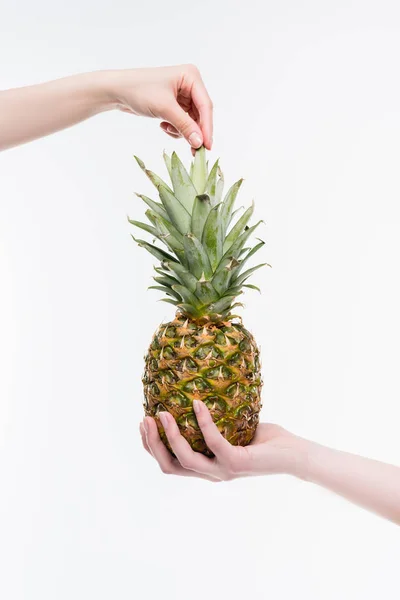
[129, 147, 269, 324]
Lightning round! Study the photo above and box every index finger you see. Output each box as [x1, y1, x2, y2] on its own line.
[193, 400, 233, 459]
[191, 76, 213, 150]
[159, 411, 219, 478]
[144, 416, 217, 482]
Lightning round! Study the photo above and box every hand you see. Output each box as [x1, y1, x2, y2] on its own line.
[139, 400, 306, 482]
[0, 65, 212, 152]
[105, 65, 213, 150]
[140, 400, 400, 525]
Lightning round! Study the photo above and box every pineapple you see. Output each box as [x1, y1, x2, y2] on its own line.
[130, 147, 268, 457]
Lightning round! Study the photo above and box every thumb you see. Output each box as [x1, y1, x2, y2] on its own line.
[163, 104, 203, 149]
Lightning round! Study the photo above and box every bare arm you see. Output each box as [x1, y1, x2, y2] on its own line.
[303, 441, 400, 524]
[0, 72, 107, 151]
[141, 401, 400, 525]
[0, 65, 213, 152]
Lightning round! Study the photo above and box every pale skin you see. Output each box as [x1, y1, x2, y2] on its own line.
[2, 63, 399, 526]
[0, 65, 213, 152]
[140, 401, 400, 525]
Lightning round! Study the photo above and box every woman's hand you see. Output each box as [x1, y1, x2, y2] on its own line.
[0, 65, 213, 152]
[140, 400, 400, 525]
[106, 65, 213, 150]
[139, 400, 306, 482]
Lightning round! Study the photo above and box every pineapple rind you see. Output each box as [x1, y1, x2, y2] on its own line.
[143, 314, 262, 456]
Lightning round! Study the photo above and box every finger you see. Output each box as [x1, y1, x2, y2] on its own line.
[160, 121, 181, 137]
[193, 401, 233, 459]
[144, 417, 183, 475]
[158, 411, 219, 477]
[140, 421, 152, 454]
[191, 78, 213, 150]
[144, 417, 217, 481]
[162, 103, 203, 149]
[188, 104, 200, 124]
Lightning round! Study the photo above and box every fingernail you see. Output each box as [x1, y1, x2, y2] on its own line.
[189, 132, 202, 148]
[193, 400, 201, 414]
[167, 125, 176, 134]
[159, 411, 169, 430]
[143, 418, 149, 433]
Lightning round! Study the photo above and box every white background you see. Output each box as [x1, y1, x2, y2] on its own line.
[1, 1, 400, 598]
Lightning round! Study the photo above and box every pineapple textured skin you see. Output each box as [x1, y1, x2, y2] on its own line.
[143, 313, 262, 456]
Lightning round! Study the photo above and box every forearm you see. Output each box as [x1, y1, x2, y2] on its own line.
[0, 71, 113, 151]
[298, 440, 400, 524]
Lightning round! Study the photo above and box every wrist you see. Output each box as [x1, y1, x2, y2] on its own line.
[291, 438, 334, 482]
[77, 70, 125, 114]
[90, 69, 139, 112]
[278, 434, 315, 480]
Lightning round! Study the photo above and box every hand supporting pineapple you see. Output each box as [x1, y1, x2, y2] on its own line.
[0, 65, 212, 152]
[141, 403, 400, 525]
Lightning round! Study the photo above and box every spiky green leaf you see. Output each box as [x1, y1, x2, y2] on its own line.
[233, 263, 268, 287]
[191, 194, 211, 240]
[135, 193, 168, 221]
[154, 274, 180, 288]
[134, 155, 145, 170]
[128, 218, 158, 238]
[230, 207, 244, 225]
[177, 303, 200, 317]
[132, 236, 178, 263]
[223, 202, 255, 254]
[183, 233, 213, 279]
[243, 284, 261, 293]
[163, 151, 172, 179]
[239, 240, 265, 265]
[211, 257, 240, 295]
[224, 285, 243, 296]
[211, 266, 231, 296]
[134, 156, 173, 194]
[205, 160, 219, 205]
[202, 204, 223, 270]
[220, 220, 264, 263]
[171, 285, 202, 309]
[158, 185, 191, 234]
[209, 295, 237, 314]
[230, 241, 266, 280]
[152, 214, 184, 247]
[138, 215, 184, 260]
[170, 152, 197, 212]
[161, 261, 198, 293]
[192, 146, 207, 194]
[195, 280, 219, 305]
[220, 179, 243, 234]
[145, 169, 174, 192]
[154, 265, 179, 279]
[215, 168, 224, 204]
[159, 297, 180, 306]
[145, 209, 158, 227]
[148, 285, 182, 300]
